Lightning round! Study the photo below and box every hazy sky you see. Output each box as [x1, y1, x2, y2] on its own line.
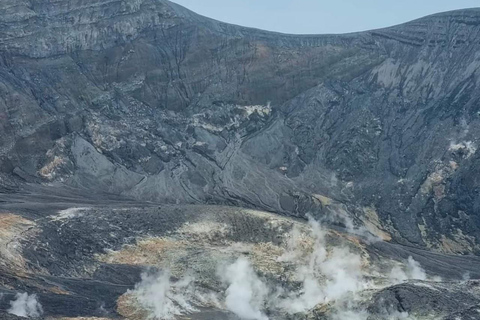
[170, 0, 480, 34]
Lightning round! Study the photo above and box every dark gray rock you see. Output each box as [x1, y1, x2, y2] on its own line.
[1, 186, 480, 319]
[2, 0, 480, 259]
[368, 281, 480, 319]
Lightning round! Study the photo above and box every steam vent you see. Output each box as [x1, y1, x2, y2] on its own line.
[1, 1, 480, 319]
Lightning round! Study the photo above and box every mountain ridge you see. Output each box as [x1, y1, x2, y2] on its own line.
[2, 1, 480, 58]
[3, 2, 480, 319]
[1, 0, 480, 253]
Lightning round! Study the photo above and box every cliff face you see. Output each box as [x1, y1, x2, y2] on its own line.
[2, 0, 480, 252]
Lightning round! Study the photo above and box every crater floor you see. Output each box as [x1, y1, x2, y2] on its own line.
[0, 186, 479, 320]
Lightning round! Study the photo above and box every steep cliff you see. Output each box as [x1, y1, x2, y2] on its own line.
[2, 1, 480, 252]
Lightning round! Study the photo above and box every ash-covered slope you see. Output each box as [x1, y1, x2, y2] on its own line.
[1, 188, 480, 320]
[2, 0, 480, 253]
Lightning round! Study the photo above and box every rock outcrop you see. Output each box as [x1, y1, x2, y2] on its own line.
[2, 1, 480, 252]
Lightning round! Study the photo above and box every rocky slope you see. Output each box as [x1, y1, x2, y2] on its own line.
[2, 1, 480, 253]
[1, 188, 480, 320]
[2, 1, 480, 318]
[2, 0, 480, 251]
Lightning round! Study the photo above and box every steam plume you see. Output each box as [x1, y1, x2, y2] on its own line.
[278, 216, 367, 314]
[219, 257, 269, 320]
[130, 270, 197, 320]
[8, 293, 43, 318]
[389, 256, 427, 283]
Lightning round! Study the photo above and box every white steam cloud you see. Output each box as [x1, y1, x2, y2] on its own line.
[331, 309, 369, 320]
[278, 216, 367, 314]
[219, 257, 269, 320]
[8, 293, 43, 318]
[128, 269, 221, 320]
[406, 256, 427, 280]
[389, 256, 427, 283]
[219, 216, 371, 319]
[131, 216, 432, 320]
[130, 270, 197, 320]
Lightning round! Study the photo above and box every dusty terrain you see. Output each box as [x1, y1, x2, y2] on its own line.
[0, 186, 480, 319]
[2, 0, 480, 319]
[2, 1, 480, 251]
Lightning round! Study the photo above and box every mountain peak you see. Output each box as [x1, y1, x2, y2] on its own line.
[368, 7, 480, 48]
[1, 1, 480, 57]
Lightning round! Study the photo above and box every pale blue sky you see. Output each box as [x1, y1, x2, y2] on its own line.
[170, 0, 480, 34]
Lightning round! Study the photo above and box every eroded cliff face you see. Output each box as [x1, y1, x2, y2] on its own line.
[1, 0, 480, 252]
